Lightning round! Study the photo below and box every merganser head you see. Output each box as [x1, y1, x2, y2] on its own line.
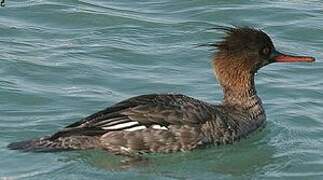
[213, 27, 315, 72]
[211, 27, 315, 101]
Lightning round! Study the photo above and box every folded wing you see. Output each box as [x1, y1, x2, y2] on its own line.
[65, 94, 217, 132]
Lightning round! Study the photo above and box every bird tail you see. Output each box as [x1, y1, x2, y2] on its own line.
[7, 127, 105, 152]
[7, 136, 101, 152]
[8, 137, 62, 152]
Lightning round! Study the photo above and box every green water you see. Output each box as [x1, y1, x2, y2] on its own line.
[1, 0, 323, 179]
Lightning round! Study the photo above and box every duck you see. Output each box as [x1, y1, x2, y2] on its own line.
[8, 26, 315, 155]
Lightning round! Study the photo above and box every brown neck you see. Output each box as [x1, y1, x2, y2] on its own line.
[213, 54, 257, 107]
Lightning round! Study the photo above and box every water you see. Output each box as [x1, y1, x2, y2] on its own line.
[1, 0, 323, 179]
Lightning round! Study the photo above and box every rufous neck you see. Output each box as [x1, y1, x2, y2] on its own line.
[223, 84, 257, 106]
[213, 54, 258, 106]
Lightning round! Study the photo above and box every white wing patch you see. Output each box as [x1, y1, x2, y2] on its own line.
[102, 122, 139, 130]
[152, 125, 168, 130]
[125, 125, 168, 132]
[99, 117, 168, 131]
[125, 126, 146, 132]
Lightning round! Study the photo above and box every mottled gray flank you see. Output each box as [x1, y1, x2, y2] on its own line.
[8, 94, 265, 155]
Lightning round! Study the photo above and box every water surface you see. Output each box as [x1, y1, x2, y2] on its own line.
[1, 0, 323, 179]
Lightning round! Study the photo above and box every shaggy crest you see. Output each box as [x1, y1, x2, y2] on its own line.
[209, 26, 274, 55]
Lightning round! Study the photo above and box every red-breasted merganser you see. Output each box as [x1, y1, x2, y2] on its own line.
[8, 27, 315, 155]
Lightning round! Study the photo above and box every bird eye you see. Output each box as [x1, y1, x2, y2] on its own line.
[261, 47, 271, 56]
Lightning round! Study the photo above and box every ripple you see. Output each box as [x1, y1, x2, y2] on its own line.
[1, 0, 323, 179]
